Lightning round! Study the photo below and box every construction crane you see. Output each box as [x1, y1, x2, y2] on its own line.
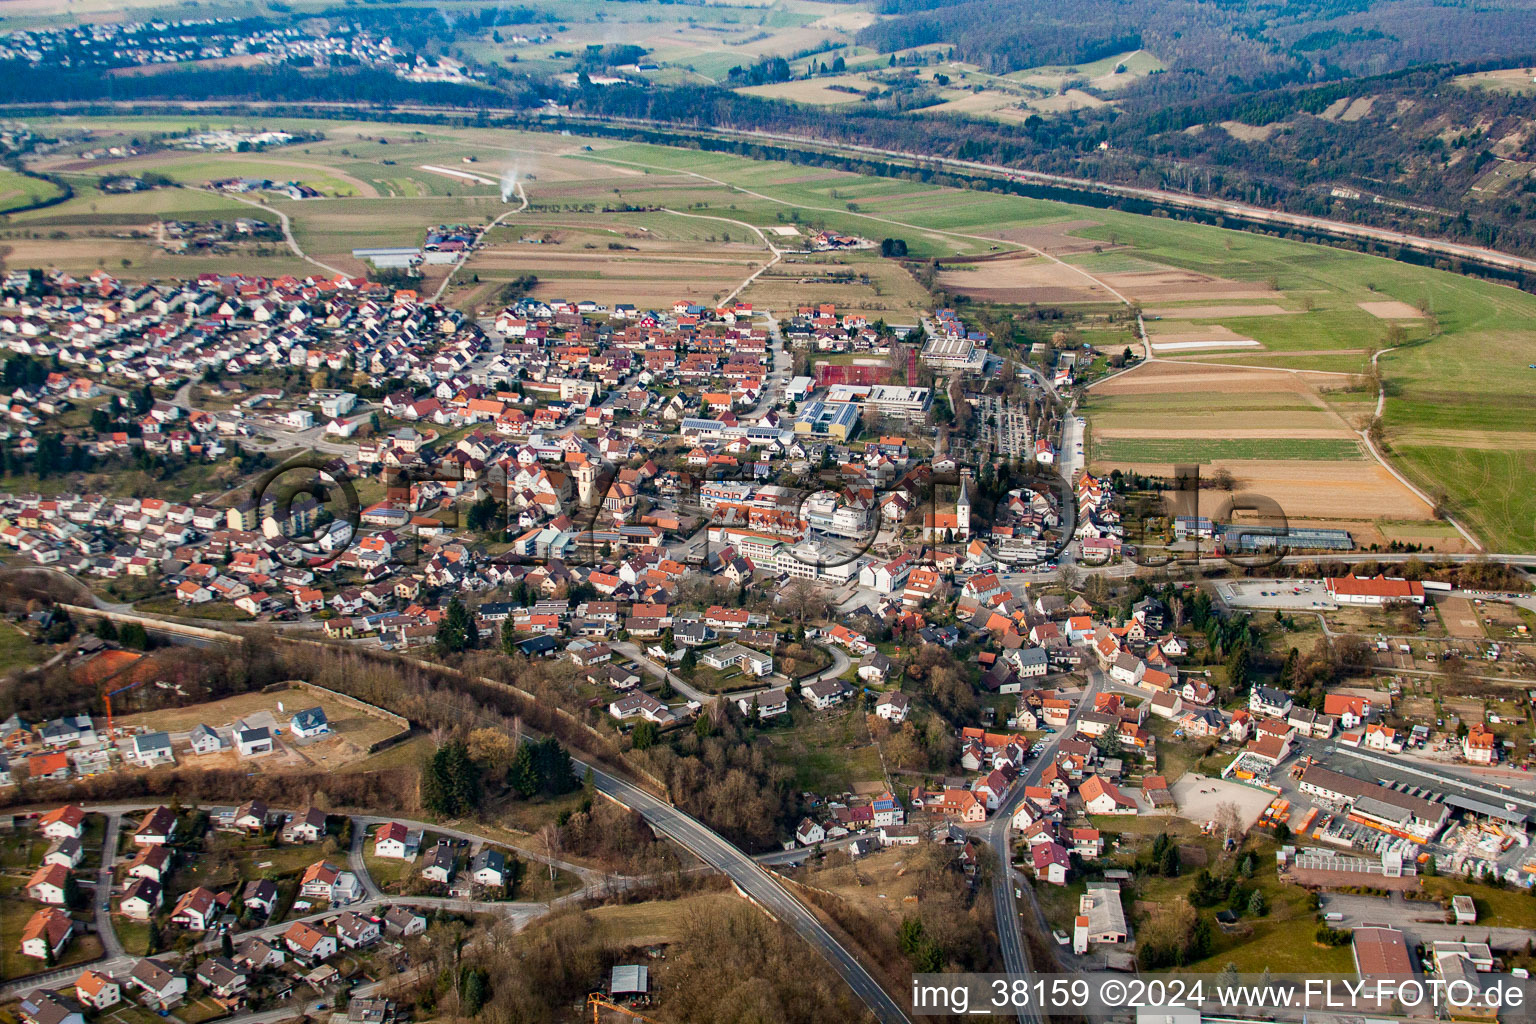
[586, 993, 663, 1024]
[103, 676, 153, 738]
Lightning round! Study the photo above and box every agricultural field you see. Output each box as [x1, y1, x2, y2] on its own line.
[1081, 360, 1452, 545]
[1453, 67, 1536, 95]
[13, 117, 1536, 550]
[1092, 439, 1366, 461]
[742, 250, 931, 321]
[739, 48, 1166, 124]
[0, 169, 67, 214]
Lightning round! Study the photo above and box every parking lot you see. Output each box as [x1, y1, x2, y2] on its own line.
[1217, 579, 1336, 610]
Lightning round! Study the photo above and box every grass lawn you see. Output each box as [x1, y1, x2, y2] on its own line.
[132, 597, 254, 621]
[1185, 905, 1357, 973]
[516, 862, 584, 903]
[171, 833, 328, 921]
[0, 827, 48, 878]
[0, 901, 103, 982]
[1079, 823, 1355, 973]
[492, 788, 590, 836]
[0, 168, 66, 214]
[1145, 719, 1208, 783]
[1420, 876, 1536, 929]
[362, 851, 417, 893]
[585, 891, 739, 945]
[675, 663, 742, 694]
[104, 1004, 171, 1024]
[78, 814, 107, 871]
[337, 733, 434, 774]
[114, 915, 152, 956]
[759, 704, 883, 793]
[0, 622, 49, 675]
[178, 996, 228, 1024]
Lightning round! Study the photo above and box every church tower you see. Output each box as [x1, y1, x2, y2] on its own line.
[956, 472, 972, 539]
[575, 461, 598, 507]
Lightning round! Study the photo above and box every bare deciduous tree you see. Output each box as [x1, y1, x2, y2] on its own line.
[1216, 801, 1244, 844]
[536, 823, 562, 883]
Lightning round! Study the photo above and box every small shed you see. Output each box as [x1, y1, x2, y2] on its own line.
[610, 964, 650, 999]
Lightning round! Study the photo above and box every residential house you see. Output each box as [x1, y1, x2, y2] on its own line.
[130, 732, 174, 767]
[801, 678, 851, 711]
[470, 848, 507, 887]
[75, 971, 121, 1010]
[19, 991, 86, 1024]
[284, 807, 328, 843]
[133, 806, 178, 845]
[335, 911, 381, 949]
[26, 862, 71, 904]
[373, 822, 420, 860]
[235, 725, 274, 758]
[283, 921, 337, 962]
[1032, 841, 1071, 886]
[735, 688, 789, 720]
[119, 877, 162, 920]
[1079, 775, 1137, 815]
[384, 906, 427, 937]
[128, 959, 186, 1009]
[289, 707, 330, 738]
[170, 886, 226, 931]
[126, 844, 171, 883]
[20, 907, 73, 961]
[194, 957, 249, 1000]
[39, 805, 86, 840]
[241, 879, 278, 917]
[874, 692, 910, 723]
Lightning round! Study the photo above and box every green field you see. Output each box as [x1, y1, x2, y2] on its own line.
[0, 169, 66, 214]
[1094, 438, 1365, 462]
[0, 622, 48, 675]
[759, 704, 883, 793]
[17, 115, 1536, 549]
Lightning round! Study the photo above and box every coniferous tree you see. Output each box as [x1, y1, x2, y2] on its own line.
[436, 597, 476, 654]
[509, 742, 540, 798]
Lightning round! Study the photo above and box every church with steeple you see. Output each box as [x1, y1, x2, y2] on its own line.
[921, 471, 973, 542]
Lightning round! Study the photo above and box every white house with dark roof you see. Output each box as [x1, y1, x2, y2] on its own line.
[289, 707, 330, 738]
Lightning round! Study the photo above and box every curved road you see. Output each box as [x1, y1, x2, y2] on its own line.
[586, 760, 909, 1024]
[31, 614, 909, 1024]
[19, 99, 1536, 279]
[983, 667, 1104, 1024]
[213, 189, 348, 278]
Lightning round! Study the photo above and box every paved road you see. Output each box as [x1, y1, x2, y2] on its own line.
[347, 813, 606, 886]
[93, 812, 126, 960]
[347, 821, 385, 900]
[0, 956, 138, 1001]
[611, 639, 849, 707]
[1321, 892, 1531, 947]
[19, 99, 1536, 279]
[984, 668, 1103, 1024]
[212, 188, 348, 278]
[587, 761, 911, 1024]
